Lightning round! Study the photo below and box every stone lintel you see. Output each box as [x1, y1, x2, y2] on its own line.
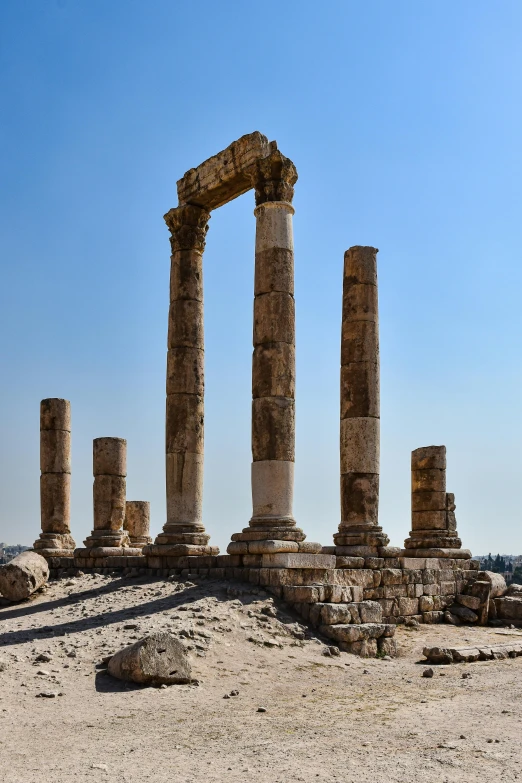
[177, 132, 274, 210]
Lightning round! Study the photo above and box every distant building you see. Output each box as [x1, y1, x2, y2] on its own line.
[0, 544, 30, 564]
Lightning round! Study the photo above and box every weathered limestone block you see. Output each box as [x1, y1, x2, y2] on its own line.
[261, 553, 336, 569]
[40, 429, 71, 474]
[93, 437, 126, 477]
[166, 348, 204, 396]
[252, 343, 295, 398]
[253, 292, 295, 345]
[124, 501, 152, 546]
[169, 249, 204, 302]
[340, 363, 379, 419]
[93, 475, 127, 530]
[412, 491, 447, 512]
[254, 247, 294, 294]
[252, 398, 295, 462]
[495, 597, 522, 622]
[340, 417, 379, 474]
[177, 132, 273, 210]
[40, 398, 71, 432]
[478, 570, 507, 598]
[411, 469, 446, 493]
[340, 473, 379, 525]
[341, 320, 379, 366]
[166, 395, 204, 454]
[0, 552, 49, 601]
[165, 452, 205, 529]
[39, 473, 71, 533]
[167, 300, 205, 350]
[342, 284, 378, 322]
[108, 632, 191, 685]
[411, 511, 447, 530]
[411, 446, 446, 471]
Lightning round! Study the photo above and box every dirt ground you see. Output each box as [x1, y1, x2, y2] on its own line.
[1, 573, 521, 783]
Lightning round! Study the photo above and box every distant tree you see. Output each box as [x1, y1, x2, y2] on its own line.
[512, 566, 522, 585]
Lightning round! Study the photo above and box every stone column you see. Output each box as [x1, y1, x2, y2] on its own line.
[33, 398, 75, 557]
[83, 437, 130, 550]
[124, 501, 152, 548]
[228, 151, 326, 557]
[334, 246, 389, 554]
[146, 205, 217, 559]
[404, 445, 462, 551]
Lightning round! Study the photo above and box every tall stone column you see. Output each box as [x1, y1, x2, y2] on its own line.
[229, 151, 324, 556]
[83, 437, 131, 550]
[404, 445, 463, 552]
[146, 205, 217, 559]
[334, 246, 389, 554]
[34, 398, 75, 557]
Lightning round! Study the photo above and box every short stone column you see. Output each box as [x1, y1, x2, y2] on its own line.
[124, 501, 152, 548]
[334, 246, 389, 555]
[33, 398, 75, 557]
[145, 205, 218, 561]
[83, 437, 131, 551]
[404, 445, 464, 553]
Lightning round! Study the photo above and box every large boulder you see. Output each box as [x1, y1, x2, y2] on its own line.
[0, 551, 49, 601]
[107, 632, 192, 686]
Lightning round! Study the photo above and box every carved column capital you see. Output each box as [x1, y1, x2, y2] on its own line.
[164, 204, 211, 253]
[251, 150, 298, 206]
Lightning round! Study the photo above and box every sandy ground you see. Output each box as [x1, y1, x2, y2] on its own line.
[1, 573, 522, 783]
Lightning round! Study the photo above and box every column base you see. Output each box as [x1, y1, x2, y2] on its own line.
[400, 547, 471, 559]
[404, 531, 462, 550]
[128, 536, 153, 548]
[74, 546, 144, 558]
[33, 533, 76, 557]
[83, 530, 131, 548]
[334, 524, 389, 552]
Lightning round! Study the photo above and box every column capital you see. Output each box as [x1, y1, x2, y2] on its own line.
[251, 150, 298, 206]
[164, 204, 211, 253]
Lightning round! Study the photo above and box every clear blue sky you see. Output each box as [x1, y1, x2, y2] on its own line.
[1, 0, 521, 555]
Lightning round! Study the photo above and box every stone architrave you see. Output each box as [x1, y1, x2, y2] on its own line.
[79, 438, 140, 556]
[404, 445, 464, 552]
[124, 501, 152, 548]
[334, 247, 389, 555]
[33, 398, 76, 557]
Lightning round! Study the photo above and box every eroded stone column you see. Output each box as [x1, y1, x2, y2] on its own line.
[33, 398, 75, 557]
[145, 205, 217, 559]
[404, 445, 463, 552]
[228, 151, 323, 557]
[334, 246, 389, 554]
[124, 501, 152, 548]
[83, 437, 131, 551]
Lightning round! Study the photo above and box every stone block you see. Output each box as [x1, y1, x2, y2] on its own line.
[177, 131, 272, 210]
[40, 429, 71, 474]
[341, 319, 379, 366]
[456, 594, 481, 610]
[423, 583, 440, 596]
[253, 292, 295, 345]
[40, 473, 71, 533]
[411, 511, 447, 530]
[167, 347, 204, 396]
[252, 398, 295, 462]
[340, 417, 379, 474]
[440, 581, 456, 595]
[41, 398, 71, 432]
[381, 568, 403, 586]
[411, 446, 446, 471]
[342, 282, 378, 323]
[252, 343, 295, 398]
[165, 394, 204, 454]
[398, 597, 419, 615]
[247, 540, 299, 555]
[344, 246, 378, 286]
[169, 248, 204, 300]
[254, 246, 294, 295]
[335, 556, 366, 569]
[168, 300, 204, 349]
[340, 362, 379, 419]
[351, 586, 364, 602]
[411, 469, 445, 493]
[359, 601, 383, 623]
[298, 542, 323, 554]
[419, 595, 434, 612]
[383, 585, 407, 598]
[364, 557, 384, 569]
[335, 568, 374, 588]
[411, 491, 446, 512]
[282, 585, 323, 603]
[261, 553, 336, 569]
[340, 472, 379, 525]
